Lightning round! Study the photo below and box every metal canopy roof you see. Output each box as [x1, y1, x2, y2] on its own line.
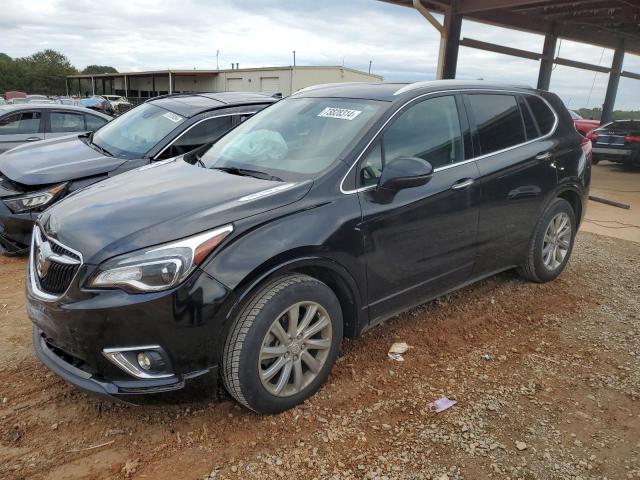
[381, 0, 640, 55]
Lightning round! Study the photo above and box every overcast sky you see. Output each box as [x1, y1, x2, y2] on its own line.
[2, 0, 639, 109]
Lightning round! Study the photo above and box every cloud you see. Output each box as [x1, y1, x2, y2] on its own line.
[1, 0, 638, 109]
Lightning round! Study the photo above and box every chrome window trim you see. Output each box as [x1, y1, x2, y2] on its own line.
[340, 88, 559, 194]
[29, 226, 84, 302]
[152, 112, 256, 160]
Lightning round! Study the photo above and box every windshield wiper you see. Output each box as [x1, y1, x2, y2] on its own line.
[87, 132, 114, 157]
[213, 167, 283, 182]
[194, 154, 206, 168]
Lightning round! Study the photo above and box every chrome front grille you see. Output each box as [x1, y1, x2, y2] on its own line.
[31, 227, 82, 298]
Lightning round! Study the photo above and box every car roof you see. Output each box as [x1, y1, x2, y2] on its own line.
[147, 92, 278, 118]
[292, 80, 538, 102]
[0, 103, 112, 119]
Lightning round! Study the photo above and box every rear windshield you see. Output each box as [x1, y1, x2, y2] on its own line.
[601, 121, 640, 134]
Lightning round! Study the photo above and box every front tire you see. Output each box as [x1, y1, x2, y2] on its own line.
[518, 198, 576, 283]
[222, 274, 343, 414]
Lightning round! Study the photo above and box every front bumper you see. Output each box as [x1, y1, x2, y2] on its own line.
[27, 256, 237, 401]
[32, 326, 213, 402]
[0, 201, 36, 254]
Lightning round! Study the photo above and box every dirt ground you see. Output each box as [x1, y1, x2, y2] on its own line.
[582, 162, 640, 243]
[0, 230, 638, 480]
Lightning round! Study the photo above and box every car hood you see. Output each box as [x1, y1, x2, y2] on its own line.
[0, 135, 126, 186]
[39, 159, 312, 265]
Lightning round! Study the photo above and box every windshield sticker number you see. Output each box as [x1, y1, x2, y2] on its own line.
[318, 107, 362, 121]
[162, 112, 184, 123]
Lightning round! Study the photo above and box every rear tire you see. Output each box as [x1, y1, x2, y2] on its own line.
[518, 198, 576, 283]
[222, 274, 342, 414]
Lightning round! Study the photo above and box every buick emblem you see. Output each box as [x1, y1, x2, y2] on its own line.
[36, 241, 53, 278]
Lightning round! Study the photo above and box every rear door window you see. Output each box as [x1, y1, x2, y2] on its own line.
[50, 111, 85, 133]
[0, 111, 42, 134]
[518, 96, 540, 140]
[525, 95, 556, 135]
[85, 114, 108, 131]
[157, 115, 234, 159]
[468, 94, 525, 155]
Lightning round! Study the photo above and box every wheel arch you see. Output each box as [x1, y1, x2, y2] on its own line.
[228, 257, 366, 339]
[556, 188, 583, 227]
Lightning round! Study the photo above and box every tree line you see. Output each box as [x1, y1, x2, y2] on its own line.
[575, 107, 640, 121]
[0, 49, 117, 96]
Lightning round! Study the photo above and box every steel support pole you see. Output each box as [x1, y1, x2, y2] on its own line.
[537, 29, 557, 90]
[601, 40, 625, 124]
[442, 0, 462, 79]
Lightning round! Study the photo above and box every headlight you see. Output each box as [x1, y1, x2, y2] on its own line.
[4, 183, 67, 213]
[88, 225, 233, 293]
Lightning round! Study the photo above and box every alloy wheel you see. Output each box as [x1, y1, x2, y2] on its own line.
[542, 212, 571, 270]
[258, 301, 332, 397]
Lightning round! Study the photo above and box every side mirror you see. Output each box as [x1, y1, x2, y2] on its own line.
[374, 156, 433, 204]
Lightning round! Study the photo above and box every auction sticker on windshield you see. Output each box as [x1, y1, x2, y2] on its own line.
[318, 107, 362, 121]
[162, 112, 184, 123]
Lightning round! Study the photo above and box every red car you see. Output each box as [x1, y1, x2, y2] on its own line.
[570, 110, 600, 136]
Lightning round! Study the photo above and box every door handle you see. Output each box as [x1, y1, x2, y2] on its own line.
[451, 178, 475, 190]
[25, 137, 41, 141]
[535, 152, 552, 161]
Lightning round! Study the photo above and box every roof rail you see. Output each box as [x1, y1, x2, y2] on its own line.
[293, 82, 360, 95]
[393, 81, 438, 96]
[393, 80, 534, 96]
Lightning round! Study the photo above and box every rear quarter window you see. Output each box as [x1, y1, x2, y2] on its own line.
[525, 95, 556, 135]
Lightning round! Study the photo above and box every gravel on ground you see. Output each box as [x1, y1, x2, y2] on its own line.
[0, 231, 638, 480]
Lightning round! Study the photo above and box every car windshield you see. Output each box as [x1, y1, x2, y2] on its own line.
[91, 103, 185, 159]
[201, 97, 383, 181]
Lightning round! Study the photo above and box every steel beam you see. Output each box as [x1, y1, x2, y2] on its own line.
[554, 57, 611, 74]
[458, 0, 549, 14]
[537, 28, 557, 90]
[442, 0, 462, 79]
[460, 37, 542, 60]
[601, 40, 625, 124]
[622, 70, 640, 81]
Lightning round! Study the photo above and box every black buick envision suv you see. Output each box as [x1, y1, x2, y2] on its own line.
[26, 81, 591, 413]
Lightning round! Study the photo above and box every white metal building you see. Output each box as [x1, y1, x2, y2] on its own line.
[67, 66, 383, 100]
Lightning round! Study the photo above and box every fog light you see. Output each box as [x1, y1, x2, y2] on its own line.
[103, 346, 173, 379]
[137, 351, 166, 371]
[137, 352, 152, 370]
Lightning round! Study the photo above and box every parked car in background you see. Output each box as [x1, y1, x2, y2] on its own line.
[26, 94, 50, 102]
[0, 98, 5, 106]
[587, 120, 640, 166]
[100, 95, 131, 113]
[56, 97, 78, 106]
[79, 97, 114, 115]
[28, 99, 57, 105]
[570, 110, 600, 136]
[8, 98, 29, 105]
[4, 91, 27, 102]
[25, 81, 590, 413]
[0, 104, 110, 154]
[0, 92, 275, 254]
